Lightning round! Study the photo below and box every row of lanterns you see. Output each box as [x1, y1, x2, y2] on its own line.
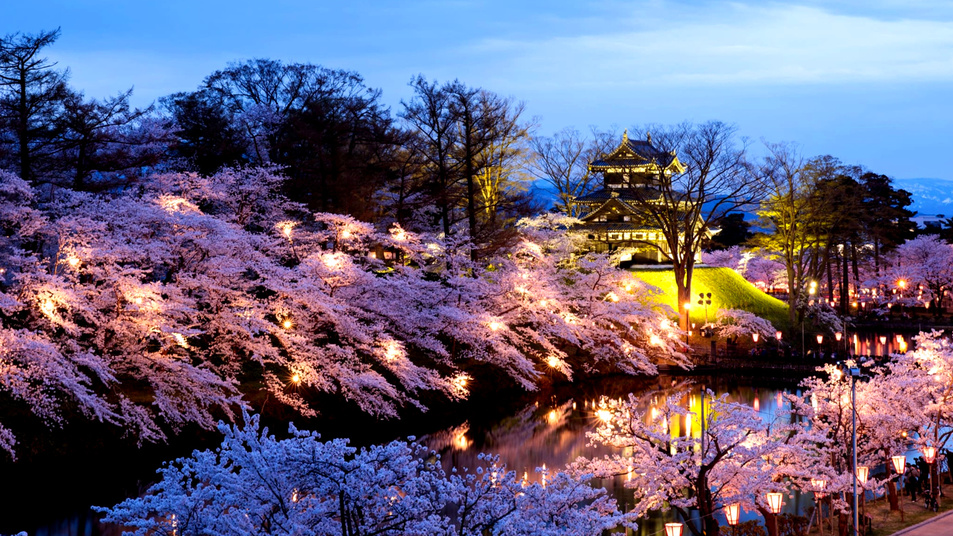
[663, 492, 785, 536]
[664, 446, 940, 536]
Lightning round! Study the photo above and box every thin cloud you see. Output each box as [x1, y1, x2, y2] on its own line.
[463, 3, 953, 89]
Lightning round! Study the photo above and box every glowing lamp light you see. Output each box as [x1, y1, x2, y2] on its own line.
[816, 334, 824, 345]
[752, 332, 760, 343]
[340, 229, 352, 239]
[892, 456, 906, 475]
[856, 466, 869, 486]
[879, 336, 887, 345]
[725, 503, 741, 526]
[664, 522, 684, 536]
[901, 431, 908, 439]
[291, 373, 301, 384]
[835, 332, 843, 342]
[683, 302, 692, 311]
[766, 492, 783, 514]
[896, 334, 904, 344]
[488, 321, 503, 331]
[546, 355, 560, 368]
[776, 331, 783, 341]
[898, 279, 907, 289]
[282, 319, 293, 330]
[923, 446, 937, 464]
[67, 256, 80, 268]
[596, 409, 613, 423]
[811, 478, 827, 497]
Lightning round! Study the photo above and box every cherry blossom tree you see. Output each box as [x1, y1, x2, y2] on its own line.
[0, 167, 685, 457]
[572, 390, 816, 536]
[876, 235, 953, 314]
[797, 362, 895, 513]
[711, 309, 776, 340]
[102, 413, 630, 536]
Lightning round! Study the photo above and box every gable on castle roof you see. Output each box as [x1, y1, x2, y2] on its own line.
[589, 130, 684, 172]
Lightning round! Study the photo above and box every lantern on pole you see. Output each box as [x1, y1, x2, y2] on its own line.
[752, 332, 760, 343]
[664, 522, 684, 536]
[835, 332, 843, 341]
[776, 330, 783, 341]
[856, 466, 869, 486]
[879, 336, 887, 345]
[811, 478, 827, 498]
[766, 492, 784, 514]
[816, 334, 824, 345]
[725, 503, 741, 526]
[892, 456, 906, 475]
[923, 446, 937, 465]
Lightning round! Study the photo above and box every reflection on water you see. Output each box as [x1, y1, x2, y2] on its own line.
[423, 375, 810, 533]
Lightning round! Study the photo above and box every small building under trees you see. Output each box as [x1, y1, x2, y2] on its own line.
[570, 131, 710, 264]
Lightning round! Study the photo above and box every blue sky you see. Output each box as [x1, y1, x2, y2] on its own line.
[5, 0, 953, 180]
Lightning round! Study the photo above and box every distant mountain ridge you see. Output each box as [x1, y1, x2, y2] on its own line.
[893, 177, 953, 218]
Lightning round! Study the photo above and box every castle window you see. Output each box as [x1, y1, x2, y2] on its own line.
[623, 216, 631, 222]
[636, 233, 645, 240]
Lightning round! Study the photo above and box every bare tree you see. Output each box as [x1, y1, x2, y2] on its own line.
[528, 127, 615, 217]
[626, 121, 760, 329]
[752, 142, 829, 325]
[401, 77, 533, 258]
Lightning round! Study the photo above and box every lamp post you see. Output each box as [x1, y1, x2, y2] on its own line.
[698, 292, 712, 324]
[835, 331, 844, 357]
[892, 455, 906, 521]
[766, 492, 783, 536]
[857, 466, 869, 530]
[812, 479, 828, 536]
[843, 365, 860, 536]
[817, 334, 824, 359]
[923, 446, 939, 511]
[683, 302, 692, 343]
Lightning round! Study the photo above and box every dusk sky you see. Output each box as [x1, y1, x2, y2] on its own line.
[5, 0, 952, 181]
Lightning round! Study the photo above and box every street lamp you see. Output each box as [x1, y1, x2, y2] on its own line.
[857, 466, 869, 528]
[698, 292, 712, 324]
[844, 365, 861, 536]
[725, 503, 741, 526]
[765, 491, 784, 536]
[856, 466, 869, 486]
[664, 522, 684, 536]
[892, 456, 906, 522]
[812, 478, 827, 535]
[923, 446, 939, 511]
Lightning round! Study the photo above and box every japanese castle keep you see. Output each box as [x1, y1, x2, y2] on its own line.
[570, 131, 707, 264]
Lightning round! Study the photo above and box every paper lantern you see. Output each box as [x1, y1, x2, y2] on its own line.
[892, 456, 906, 475]
[856, 466, 869, 485]
[766, 492, 783, 514]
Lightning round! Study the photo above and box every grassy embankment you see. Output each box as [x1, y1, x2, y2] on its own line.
[630, 266, 791, 331]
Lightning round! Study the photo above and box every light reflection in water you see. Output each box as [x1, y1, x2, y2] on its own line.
[423, 376, 809, 533]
